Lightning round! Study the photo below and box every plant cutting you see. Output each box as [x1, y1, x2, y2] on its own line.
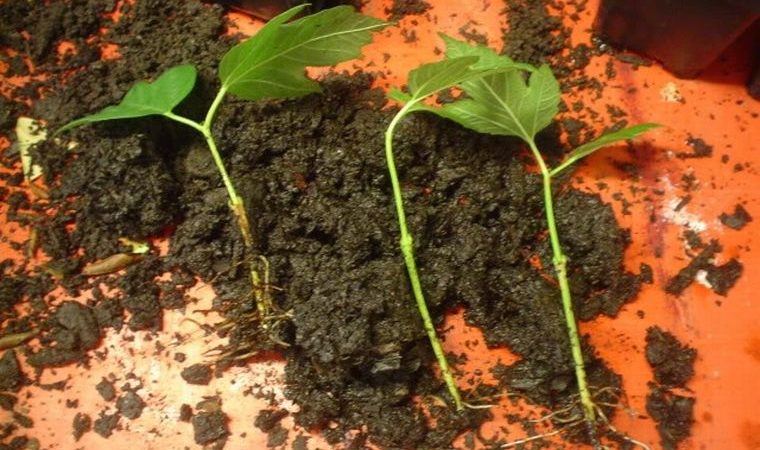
[390, 34, 660, 442]
[57, 5, 388, 343]
[384, 53, 532, 410]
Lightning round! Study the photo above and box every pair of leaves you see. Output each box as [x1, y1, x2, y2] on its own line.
[387, 34, 532, 113]
[392, 35, 659, 173]
[60, 5, 387, 131]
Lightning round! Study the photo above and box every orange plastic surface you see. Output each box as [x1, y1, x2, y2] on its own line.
[1, 1, 759, 449]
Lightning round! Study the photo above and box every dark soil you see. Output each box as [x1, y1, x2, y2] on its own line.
[181, 363, 213, 385]
[677, 136, 714, 159]
[179, 404, 193, 422]
[646, 385, 695, 450]
[0, 351, 22, 392]
[645, 326, 696, 388]
[666, 240, 743, 296]
[116, 391, 145, 420]
[254, 409, 289, 433]
[386, 0, 431, 20]
[93, 411, 120, 438]
[95, 378, 116, 402]
[0, 0, 679, 448]
[192, 410, 229, 446]
[71, 412, 91, 441]
[720, 204, 752, 230]
[645, 327, 696, 450]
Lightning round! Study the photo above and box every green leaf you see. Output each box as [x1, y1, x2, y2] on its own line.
[433, 56, 560, 143]
[219, 5, 388, 100]
[550, 123, 662, 176]
[439, 34, 525, 71]
[58, 65, 197, 132]
[404, 56, 480, 102]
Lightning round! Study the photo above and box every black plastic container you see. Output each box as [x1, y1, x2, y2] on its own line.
[595, 0, 760, 92]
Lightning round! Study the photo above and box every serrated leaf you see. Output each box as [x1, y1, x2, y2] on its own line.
[439, 34, 523, 71]
[219, 5, 388, 101]
[550, 123, 662, 176]
[58, 65, 197, 132]
[433, 55, 560, 143]
[404, 56, 480, 102]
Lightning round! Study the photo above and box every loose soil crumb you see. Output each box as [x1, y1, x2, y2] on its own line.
[0, 351, 22, 392]
[645, 326, 696, 388]
[179, 404, 194, 423]
[646, 384, 695, 450]
[386, 0, 431, 20]
[180, 363, 213, 385]
[71, 412, 91, 441]
[292, 434, 309, 450]
[254, 409, 289, 433]
[116, 391, 146, 420]
[267, 423, 289, 448]
[705, 258, 743, 296]
[192, 410, 229, 446]
[677, 135, 713, 159]
[25, 301, 101, 368]
[93, 411, 120, 438]
[666, 240, 719, 295]
[666, 239, 743, 296]
[95, 378, 116, 402]
[720, 204, 753, 230]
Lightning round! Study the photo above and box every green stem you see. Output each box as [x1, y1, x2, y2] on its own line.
[386, 105, 463, 410]
[164, 87, 267, 318]
[527, 140, 596, 426]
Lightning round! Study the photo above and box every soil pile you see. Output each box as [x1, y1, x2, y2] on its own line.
[1, 0, 649, 448]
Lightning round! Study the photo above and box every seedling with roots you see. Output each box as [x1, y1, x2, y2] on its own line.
[58, 5, 388, 345]
[393, 34, 660, 440]
[385, 53, 530, 409]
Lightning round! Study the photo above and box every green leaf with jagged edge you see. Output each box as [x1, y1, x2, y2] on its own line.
[387, 35, 533, 112]
[550, 123, 663, 176]
[58, 65, 197, 132]
[394, 56, 480, 102]
[219, 5, 389, 101]
[427, 37, 560, 143]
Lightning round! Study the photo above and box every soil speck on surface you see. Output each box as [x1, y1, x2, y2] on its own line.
[705, 258, 743, 296]
[116, 391, 146, 420]
[192, 410, 229, 446]
[0, 351, 22, 392]
[254, 409, 289, 433]
[386, 0, 431, 20]
[254, 410, 290, 448]
[720, 204, 752, 230]
[72, 412, 91, 441]
[645, 326, 696, 388]
[93, 411, 120, 438]
[291, 434, 309, 450]
[180, 363, 213, 385]
[665, 240, 741, 296]
[95, 378, 116, 402]
[677, 136, 713, 159]
[25, 301, 101, 368]
[646, 384, 695, 450]
[179, 404, 194, 422]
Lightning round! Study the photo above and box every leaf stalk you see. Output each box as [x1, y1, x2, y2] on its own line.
[386, 103, 463, 410]
[165, 92, 269, 319]
[527, 139, 596, 429]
